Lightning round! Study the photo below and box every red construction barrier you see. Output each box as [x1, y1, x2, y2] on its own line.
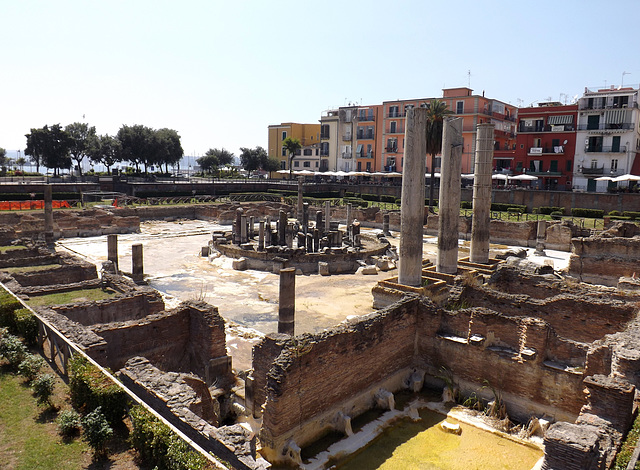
[0, 200, 69, 211]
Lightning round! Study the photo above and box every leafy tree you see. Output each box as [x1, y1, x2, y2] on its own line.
[65, 122, 97, 176]
[239, 146, 268, 176]
[264, 157, 280, 178]
[16, 157, 26, 173]
[198, 148, 235, 175]
[82, 406, 113, 458]
[25, 125, 73, 176]
[89, 135, 122, 174]
[425, 100, 453, 210]
[0, 148, 6, 168]
[155, 128, 183, 173]
[117, 124, 153, 173]
[282, 137, 302, 179]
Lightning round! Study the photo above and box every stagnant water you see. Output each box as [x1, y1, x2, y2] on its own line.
[332, 409, 542, 470]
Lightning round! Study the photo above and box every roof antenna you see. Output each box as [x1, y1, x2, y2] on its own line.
[621, 71, 630, 88]
[467, 69, 471, 88]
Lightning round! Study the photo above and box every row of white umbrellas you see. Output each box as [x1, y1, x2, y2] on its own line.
[276, 169, 543, 181]
[594, 174, 640, 183]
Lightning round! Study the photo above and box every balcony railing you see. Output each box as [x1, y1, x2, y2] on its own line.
[387, 126, 404, 134]
[358, 115, 375, 122]
[519, 124, 575, 133]
[386, 146, 398, 153]
[342, 152, 352, 159]
[528, 147, 565, 155]
[320, 133, 330, 140]
[357, 152, 375, 159]
[320, 151, 329, 157]
[577, 123, 635, 131]
[585, 145, 627, 153]
[356, 133, 375, 140]
[579, 166, 605, 175]
[342, 134, 352, 141]
[579, 101, 638, 111]
[387, 111, 406, 118]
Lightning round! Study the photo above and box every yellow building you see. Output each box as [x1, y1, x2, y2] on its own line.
[268, 122, 321, 176]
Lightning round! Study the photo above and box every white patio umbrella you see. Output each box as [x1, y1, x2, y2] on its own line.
[612, 174, 640, 182]
[491, 174, 508, 180]
[425, 172, 441, 178]
[509, 174, 538, 181]
[461, 174, 475, 179]
[277, 169, 289, 174]
[387, 172, 403, 177]
[594, 176, 614, 181]
[334, 171, 349, 178]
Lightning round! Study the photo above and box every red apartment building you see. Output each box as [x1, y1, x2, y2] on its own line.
[512, 103, 578, 190]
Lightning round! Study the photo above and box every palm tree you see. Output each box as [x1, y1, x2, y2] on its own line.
[282, 137, 302, 179]
[425, 99, 453, 211]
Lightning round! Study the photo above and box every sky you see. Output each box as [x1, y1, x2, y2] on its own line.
[1, 0, 639, 162]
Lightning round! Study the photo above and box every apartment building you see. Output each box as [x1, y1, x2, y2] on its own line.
[512, 103, 578, 190]
[319, 110, 339, 172]
[573, 86, 640, 192]
[267, 122, 321, 175]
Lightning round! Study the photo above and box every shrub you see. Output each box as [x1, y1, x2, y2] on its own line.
[57, 409, 82, 437]
[129, 405, 208, 470]
[571, 208, 605, 218]
[507, 207, 522, 214]
[610, 216, 632, 221]
[491, 203, 527, 213]
[18, 353, 45, 382]
[343, 197, 368, 208]
[33, 373, 55, 407]
[0, 290, 22, 331]
[380, 195, 396, 203]
[14, 308, 38, 346]
[82, 407, 113, 458]
[69, 355, 128, 425]
[536, 206, 564, 215]
[360, 193, 380, 202]
[608, 210, 621, 216]
[460, 201, 472, 209]
[550, 211, 563, 220]
[0, 332, 27, 369]
[623, 211, 640, 220]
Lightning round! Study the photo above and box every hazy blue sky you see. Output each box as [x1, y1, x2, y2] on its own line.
[2, 0, 638, 160]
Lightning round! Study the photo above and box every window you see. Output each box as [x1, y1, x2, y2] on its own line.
[613, 96, 629, 108]
[587, 115, 600, 130]
[387, 138, 397, 152]
[281, 147, 287, 157]
[357, 127, 364, 139]
[366, 162, 371, 171]
[566, 160, 572, 172]
[294, 161, 300, 167]
[303, 161, 310, 167]
[357, 161, 362, 171]
[303, 149, 312, 156]
[390, 121, 397, 133]
[591, 159, 598, 169]
[456, 101, 464, 114]
[295, 149, 301, 156]
[533, 138, 541, 148]
[356, 144, 363, 157]
[320, 124, 330, 139]
[282, 131, 287, 140]
[552, 139, 560, 148]
[280, 161, 286, 170]
[611, 159, 618, 171]
[320, 142, 329, 156]
[516, 161, 523, 172]
[366, 126, 374, 139]
[389, 105, 399, 117]
[316, 149, 319, 155]
[315, 161, 319, 167]
[366, 144, 372, 157]
[612, 136, 621, 152]
[550, 160, 558, 172]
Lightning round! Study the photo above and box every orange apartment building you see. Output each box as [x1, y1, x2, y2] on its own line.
[342, 88, 518, 174]
[267, 122, 321, 177]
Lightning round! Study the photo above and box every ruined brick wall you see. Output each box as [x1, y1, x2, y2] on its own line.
[569, 236, 640, 286]
[9, 263, 97, 287]
[260, 297, 419, 440]
[250, 334, 290, 416]
[89, 302, 227, 377]
[50, 292, 164, 326]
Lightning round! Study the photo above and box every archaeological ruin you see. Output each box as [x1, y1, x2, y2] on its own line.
[2, 172, 640, 469]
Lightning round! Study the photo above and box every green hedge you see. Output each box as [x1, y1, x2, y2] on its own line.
[623, 211, 640, 220]
[343, 197, 368, 208]
[571, 208, 605, 218]
[536, 206, 564, 215]
[129, 405, 209, 470]
[380, 195, 396, 203]
[491, 203, 526, 213]
[460, 201, 472, 209]
[610, 216, 632, 221]
[69, 355, 128, 425]
[0, 289, 22, 332]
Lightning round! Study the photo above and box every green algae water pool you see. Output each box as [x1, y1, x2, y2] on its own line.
[333, 409, 542, 470]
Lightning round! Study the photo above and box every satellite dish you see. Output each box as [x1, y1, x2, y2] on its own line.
[563, 140, 568, 145]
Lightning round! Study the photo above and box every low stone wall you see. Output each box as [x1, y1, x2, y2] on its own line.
[570, 234, 640, 286]
[7, 255, 97, 287]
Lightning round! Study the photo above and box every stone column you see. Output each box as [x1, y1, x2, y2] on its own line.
[285, 223, 294, 248]
[470, 123, 494, 264]
[346, 203, 353, 227]
[383, 212, 390, 235]
[297, 177, 304, 221]
[325, 201, 331, 236]
[278, 267, 296, 336]
[436, 117, 464, 274]
[240, 215, 248, 244]
[249, 216, 255, 239]
[315, 211, 323, 234]
[131, 243, 144, 283]
[107, 234, 119, 273]
[398, 107, 428, 286]
[44, 184, 54, 245]
[302, 203, 309, 235]
[278, 210, 287, 246]
[313, 228, 319, 252]
[235, 208, 244, 245]
[534, 220, 547, 255]
[258, 221, 265, 251]
[352, 221, 361, 247]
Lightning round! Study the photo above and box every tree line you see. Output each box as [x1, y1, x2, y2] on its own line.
[22, 123, 184, 176]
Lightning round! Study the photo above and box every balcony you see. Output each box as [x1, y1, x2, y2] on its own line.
[342, 133, 352, 141]
[386, 126, 404, 134]
[357, 152, 375, 159]
[356, 133, 375, 140]
[320, 151, 329, 157]
[386, 146, 398, 153]
[579, 166, 605, 175]
[519, 124, 574, 133]
[342, 152, 352, 159]
[584, 145, 627, 153]
[387, 111, 406, 118]
[579, 101, 637, 111]
[320, 133, 330, 140]
[358, 115, 375, 122]
[577, 122, 634, 131]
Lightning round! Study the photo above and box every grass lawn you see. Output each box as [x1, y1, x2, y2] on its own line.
[1, 264, 61, 274]
[0, 246, 28, 254]
[0, 364, 89, 469]
[26, 288, 118, 308]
